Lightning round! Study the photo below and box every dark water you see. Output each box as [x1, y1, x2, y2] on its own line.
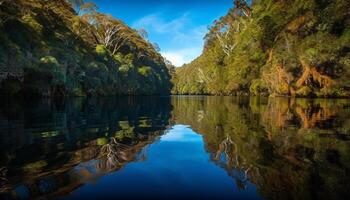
[0, 96, 350, 200]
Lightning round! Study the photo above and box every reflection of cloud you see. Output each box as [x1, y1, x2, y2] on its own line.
[132, 13, 207, 66]
[161, 125, 202, 142]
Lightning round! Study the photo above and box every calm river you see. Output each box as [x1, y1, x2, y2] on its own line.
[0, 96, 349, 199]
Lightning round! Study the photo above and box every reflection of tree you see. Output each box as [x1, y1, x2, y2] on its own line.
[294, 102, 336, 130]
[136, 144, 149, 162]
[99, 138, 130, 171]
[0, 97, 171, 199]
[0, 167, 7, 183]
[214, 135, 254, 190]
[232, 168, 251, 190]
[0, 167, 9, 194]
[215, 135, 234, 162]
[261, 98, 344, 134]
[172, 96, 350, 200]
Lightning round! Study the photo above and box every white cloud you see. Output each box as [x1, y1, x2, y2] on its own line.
[161, 52, 186, 67]
[132, 12, 208, 66]
[132, 12, 189, 34]
[161, 47, 202, 67]
[171, 25, 207, 45]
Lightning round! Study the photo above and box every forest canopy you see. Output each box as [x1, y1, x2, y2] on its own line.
[0, 0, 172, 97]
[172, 0, 350, 98]
[1, 0, 349, 98]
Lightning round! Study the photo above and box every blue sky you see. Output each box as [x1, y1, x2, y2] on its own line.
[94, 0, 233, 66]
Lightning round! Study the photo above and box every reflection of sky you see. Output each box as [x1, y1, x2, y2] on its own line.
[160, 125, 202, 142]
[63, 125, 261, 200]
[13, 185, 30, 199]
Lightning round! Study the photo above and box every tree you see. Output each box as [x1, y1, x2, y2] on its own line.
[152, 42, 160, 52]
[65, 0, 84, 14]
[65, 0, 97, 15]
[215, 20, 241, 56]
[85, 13, 135, 55]
[80, 1, 98, 15]
[0, 0, 172, 97]
[233, 0, 251, 17]
[137, 28, 148, 40]
[164, 59, 173, 67]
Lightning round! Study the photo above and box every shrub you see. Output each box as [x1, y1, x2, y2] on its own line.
[138, 66, 152, 77]
[87, 61, 108, 72]
[39, 56, 66, 85]
[40, 56, 59, 66]
[96, 45, 107, 56]
[250, 79, 268, 95]
[316, 87, 348, 97]
[21, 15, 43, 34]
[71, 87, 85, 97]
[296, 86, 313, 97]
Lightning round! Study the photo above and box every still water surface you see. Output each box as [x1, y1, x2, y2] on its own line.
[0, 96, 349, 199]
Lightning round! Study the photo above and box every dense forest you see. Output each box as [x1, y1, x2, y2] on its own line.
[0, 0, 172, 97]
[173, 0, 350, 97]
[1, 0, 349, 98]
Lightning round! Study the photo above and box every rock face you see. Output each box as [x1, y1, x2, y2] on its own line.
[0, 0, 172, 97]
[173, 0, 350, 98]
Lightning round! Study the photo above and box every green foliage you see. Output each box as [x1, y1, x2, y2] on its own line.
[87, 61, 108, 72]
[39, 56, 66, 86]
[23, 160, 47, 173]
[40, 56, 59, 66]
[95, 44, 107, 56]
[296, 86, 313, 97]
[173, 0, 350, 97]
[316, 87, 349, 97]
[21, 15, 43, 34]
[0, 0, 171, 97]
[250, 79, 268, 95]
[97, 137, 108, 146]
[138, 66, 152, 77]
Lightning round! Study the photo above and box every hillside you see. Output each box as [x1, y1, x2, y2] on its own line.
[173, 0, 350, 97]
[0, 0, 172, 97]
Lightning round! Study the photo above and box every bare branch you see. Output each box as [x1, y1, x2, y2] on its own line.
[216, 22, 240, 56]
[99, 138, 131, 171]
[88, 14, 134, 55]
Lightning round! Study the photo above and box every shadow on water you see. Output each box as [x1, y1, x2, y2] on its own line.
[0, 96, 350, 200]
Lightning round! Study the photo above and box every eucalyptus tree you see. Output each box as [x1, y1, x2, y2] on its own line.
[65, 0, 97, 15]
[137, 28, 148, 40]
[85, 13, 135, 55]
[233, 0, 252, 17]
[65, 0, 84, 14]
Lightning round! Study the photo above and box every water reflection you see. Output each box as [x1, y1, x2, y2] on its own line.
[172, 96, 350, 200]
[0, 97, 172, 199]
[0, 96, 349, 199]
